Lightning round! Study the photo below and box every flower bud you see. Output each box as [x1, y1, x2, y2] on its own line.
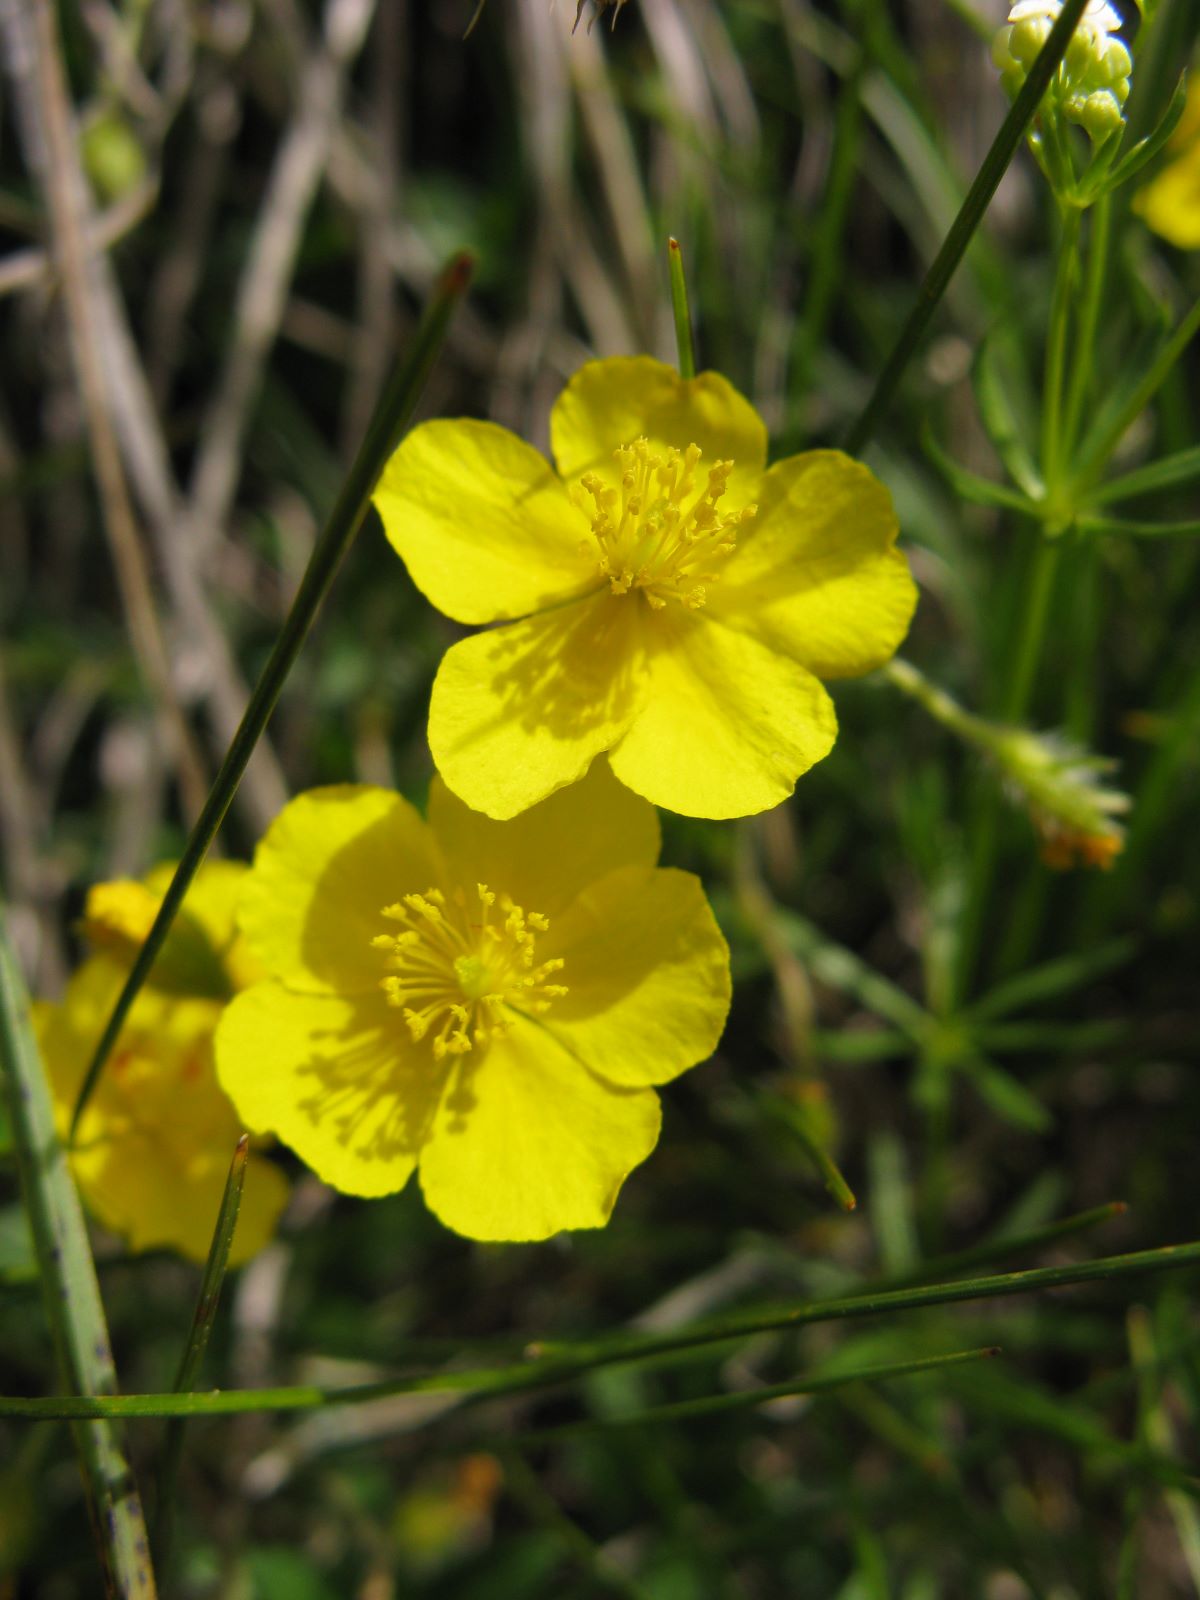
[1074, 87, 1126, 140]
[1010, 14, 1053, 65]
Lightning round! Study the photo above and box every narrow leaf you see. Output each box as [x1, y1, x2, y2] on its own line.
[155, 1136, 250, 1564]
[529, 1348, 1000, 1435]
[667, 237, 696, 380]
[965, 937, 1134, 1023]
[1088, 445, 1200, 506]
[0, 909, 156, 1598]
[921, 421, 1037, 513]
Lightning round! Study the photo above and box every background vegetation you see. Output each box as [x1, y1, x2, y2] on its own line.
[2, 0, 1200, 1594]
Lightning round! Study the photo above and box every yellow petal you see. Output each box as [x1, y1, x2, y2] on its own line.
[143, 859, 265, 991]
[42, 959, 287, 1265]
[712, 451, 917, 679]
[239, 786, 439, 994]
[429, 591, 644, 820]
[607, 612, 837, 818]
[427, 760, 659, 919]
[550, 356, 768, 506]
[216, 982, 439, 1198]
[417, 1014, 661, 1241]
[74, 1132, 288, 1266]
[1134, 151, 1200, 250]
[538, 866, 730, 1086]
[373, 419, 597, 624]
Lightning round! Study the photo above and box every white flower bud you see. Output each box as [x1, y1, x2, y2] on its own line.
[991, 0, 1131, 137]
[1072, 87, 1125, 139]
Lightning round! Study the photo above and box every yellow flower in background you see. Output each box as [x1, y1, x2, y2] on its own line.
[214, 764, 730, 1242]
[1134, 77, 1200, 248]
[374, 356, 916, 821]
[38, 863, 289, 1265]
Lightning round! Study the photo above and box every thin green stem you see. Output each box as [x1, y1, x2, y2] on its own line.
[155, 1136, 250, 1568]
[4, 1238, 1200, 1421]
[762, 1090, 858, 1212]
[667, 237, 696, 379]
[1041, 206, 1081, 492]
[873, 1201, 1127, 1294]
[955, 531, 1061, 999]
[0, 908, 156, 1598]
[71, 253, 473, 1137]
[844, 0, 1091, 456]
[529, 1349, 999, 1436]
[1062, 191, 1111, 460]
[1003, 535, 1061, 723]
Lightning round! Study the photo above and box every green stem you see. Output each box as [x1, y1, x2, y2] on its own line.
[155, 1136, 250, 1568]
[955, 530, 1060, 999]
[1003, 534, 1061, 723]
[873, 1201, 1126, 1293]
[667, 237, 696, 379]
[761, 1090, 858, 1213]
[529, 1349, 998, 1436]
[1041, 206, 1081, 492]
[0, 909, 156, 1598]
[1062, 190, 1111, 460]
[71, 253, 473, 1137]
[844, 0, 1092, 456]
[4, 1238, 1200, 1421]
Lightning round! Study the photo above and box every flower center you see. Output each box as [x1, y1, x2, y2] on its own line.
[371, 885, 568, 1060]
[574, 438, 756, 611]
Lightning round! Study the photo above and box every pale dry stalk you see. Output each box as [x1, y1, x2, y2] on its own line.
[25, 0, 210, 823]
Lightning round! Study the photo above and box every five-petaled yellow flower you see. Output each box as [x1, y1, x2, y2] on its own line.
[374, 355, 917, 821]
[38, 863, 289, 1265]
[1134, 77, 1200, 250]
[214, 764, 730, 1242]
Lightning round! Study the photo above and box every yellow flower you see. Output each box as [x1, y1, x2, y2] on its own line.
[373, 356, 916, 821]
[214, 764, 730, 1242]
[38, 862, 289, 1265]
[1134, 78, 1200, 249]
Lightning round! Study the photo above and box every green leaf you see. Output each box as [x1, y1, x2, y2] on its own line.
[1079, 514, 1200, 538]
[961, 1054, 1053, 1134]
[965, 938, 1134, 1023]
[1088, 445, 1200, 507]
[1088, 73, 1188, 197]
[773, 909, 930, 1036]
[973, 337, 1044, 500]
[921, 422, 1037, 514]
[0, 909, 156, 1597]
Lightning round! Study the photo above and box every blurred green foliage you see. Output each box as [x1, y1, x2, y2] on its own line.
[3, 0, 1200, 1595]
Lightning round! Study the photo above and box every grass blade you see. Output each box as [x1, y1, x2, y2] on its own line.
[844, 0, 1092, 455]
[873, 1201, 1127, 1293]
[71, 252, 474, 1137]
[964, 937, 1134, 1024]
[667, 237, 696, 379]
[527, 1348, 1000, 1436]
[3, 1238, 1200, 1421]
[0, 908, 156, 1598]
[1087, 444, 1200, 506]
[154, 1136, 250, 1567]
[760, 1089, 858, 1212]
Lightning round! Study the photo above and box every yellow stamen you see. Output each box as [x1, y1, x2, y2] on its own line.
[372, 883, 568, 1056]
[574, 438, 755, 610]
